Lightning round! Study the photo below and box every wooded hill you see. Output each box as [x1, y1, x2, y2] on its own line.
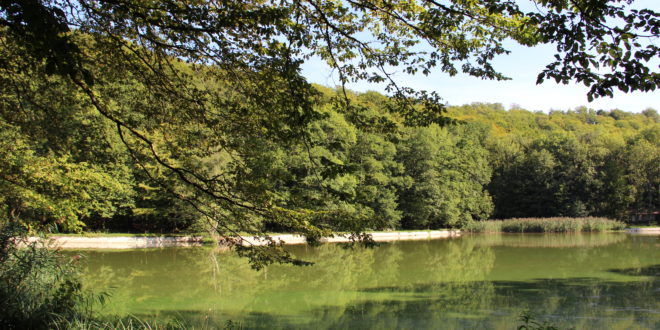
[3, 73, 657, 233]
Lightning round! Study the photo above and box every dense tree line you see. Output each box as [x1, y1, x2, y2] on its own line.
[453, 103, 660, 220]
[2, 62, 657, 233]
[246, 93, 660, 229]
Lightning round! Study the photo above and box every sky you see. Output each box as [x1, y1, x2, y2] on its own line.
[301, 1, 659, 113]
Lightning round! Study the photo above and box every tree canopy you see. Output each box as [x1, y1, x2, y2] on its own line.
[1, 0, 658, 267]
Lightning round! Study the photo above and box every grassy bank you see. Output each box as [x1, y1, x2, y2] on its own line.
[463, 217, 626, 233]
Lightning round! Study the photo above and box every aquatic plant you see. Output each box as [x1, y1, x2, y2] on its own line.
[463, 217, 625, 233]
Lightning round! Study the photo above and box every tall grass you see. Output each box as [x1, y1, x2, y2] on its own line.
[53, 315, 187, 330]
[0, 223, 90, 329]
[463, 217, 625, 233]
[54, 315, 243, 329]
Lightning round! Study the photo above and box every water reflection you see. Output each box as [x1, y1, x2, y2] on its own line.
[74, 234, 659, 328]
[609, 264, 660, 277]
[148, 278, 659, 329]
[471, 232, 628, 248]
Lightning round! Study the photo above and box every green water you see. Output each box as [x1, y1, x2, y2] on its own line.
[74, 233, 659, 329]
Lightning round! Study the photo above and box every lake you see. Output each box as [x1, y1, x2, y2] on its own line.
[74, 233, 659, 329]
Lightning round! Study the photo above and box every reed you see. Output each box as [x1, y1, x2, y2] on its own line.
[463, 217, 625, 233]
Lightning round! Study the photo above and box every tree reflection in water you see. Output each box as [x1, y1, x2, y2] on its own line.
[75, 234, 659, 328]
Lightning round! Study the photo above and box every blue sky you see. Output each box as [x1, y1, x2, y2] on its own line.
[301, 1, 659, 113]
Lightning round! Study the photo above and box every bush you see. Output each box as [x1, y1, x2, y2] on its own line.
[0, 222, 89, 329]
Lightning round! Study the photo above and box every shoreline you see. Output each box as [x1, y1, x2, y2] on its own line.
[29, 227, 660, 249]
[232, 230, 461, 247]
[624, 227, 660, 235]
[27, 236, 208, 249]
[31, 230, 461, 249]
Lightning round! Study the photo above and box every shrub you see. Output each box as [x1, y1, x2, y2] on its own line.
[0, 223, 88, 329]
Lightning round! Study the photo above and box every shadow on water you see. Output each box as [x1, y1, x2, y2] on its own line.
[146, 277, 659, 329]
[608, 264, 660, 277]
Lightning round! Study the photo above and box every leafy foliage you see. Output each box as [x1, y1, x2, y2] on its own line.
[397, 124, 492, 228]
[530, 0, 660, 100]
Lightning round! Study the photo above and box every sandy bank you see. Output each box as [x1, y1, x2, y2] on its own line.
[27, 236, 207, 249]
[32, 230, 460, 249]
[233, 230, 461, 246]
[625, 227, 660, 235]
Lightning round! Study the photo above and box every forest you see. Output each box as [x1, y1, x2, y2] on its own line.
[3, 73, 658, 234]
[1, 0, 658, 248]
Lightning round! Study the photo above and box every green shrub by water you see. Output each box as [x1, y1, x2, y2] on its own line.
[463, 217, 625, 233]
[0, 223, 89, 329]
